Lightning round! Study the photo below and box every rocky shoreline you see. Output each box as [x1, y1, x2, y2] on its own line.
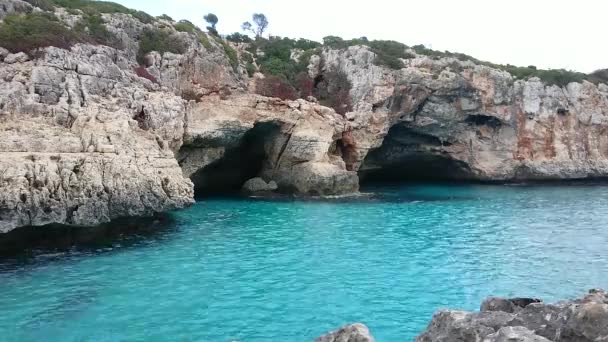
[2, 0, 608, 232]
[315, 289, 608, 342]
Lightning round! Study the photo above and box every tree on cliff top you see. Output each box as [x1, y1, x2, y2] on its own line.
[204, 13, 218, 36]
[242, 13, 268, 38]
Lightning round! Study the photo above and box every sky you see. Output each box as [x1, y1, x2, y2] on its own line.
[116, 0, 606, 73]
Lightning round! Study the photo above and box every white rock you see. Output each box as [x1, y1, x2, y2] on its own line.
[4, 52, 29, 64]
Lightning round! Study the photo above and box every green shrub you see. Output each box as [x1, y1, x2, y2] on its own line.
[260, 56, 295, 77]
[51, 0, 128, 14]
[374, 53, 404, 69]
[199, 32, 213, 50]
[137, 28, 186, 64]
[245, 62, 256, 77]
[174, 20, 197, 34]
[254, 36, 309, 81]
[0, 13, 81, 53]
[226, 32, 252, 43]
[588, 69, 608, 85]
[74, 13, 120, 48]
[322, 35, 345, 48]
[294, 38, 321, 50]
[368, 40, 407, 58]
[157, 14, 173, 21]
[131, 10, 153, 24]
[216, 38, 239, 72]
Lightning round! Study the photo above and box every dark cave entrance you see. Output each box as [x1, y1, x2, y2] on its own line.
[184, 122, 282, 196]
[359, 124, 474, 184]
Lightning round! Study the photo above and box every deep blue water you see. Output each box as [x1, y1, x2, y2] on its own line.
[1, 184, 608, 341]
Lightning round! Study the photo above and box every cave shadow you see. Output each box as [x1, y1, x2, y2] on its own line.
[0, 214, 179, 268]
[188, 121, 282, 197]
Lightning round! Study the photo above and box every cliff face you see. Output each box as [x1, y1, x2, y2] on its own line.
[319, 47, 608, 181]
[1, 0, 608, 232]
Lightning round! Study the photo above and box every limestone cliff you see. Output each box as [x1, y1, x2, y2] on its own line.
[317, 46, 608, 181]
[2, 0, 608, 233]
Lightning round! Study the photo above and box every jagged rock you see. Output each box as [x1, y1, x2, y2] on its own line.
[0, 0, 32, 19]
[416, 289, 608, 342]
[180, 95, 359, 196]
[483, 327, 551, 342]
[4, 52, 29, 64]
[481, 297, 542, 313]
[314, 323, 375, 342]
[242, 177, 278, 193]
[0, 47, 9, 61]
[0, 41, 196, 232]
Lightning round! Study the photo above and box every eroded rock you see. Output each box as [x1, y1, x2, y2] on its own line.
[416, 289, 608, 342]
[314, 323, 375, 342]
[242, 177, 278, 193]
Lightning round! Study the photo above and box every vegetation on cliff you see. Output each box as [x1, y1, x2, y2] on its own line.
[0, 12, 96, 53]
[6, 0, 607, 100]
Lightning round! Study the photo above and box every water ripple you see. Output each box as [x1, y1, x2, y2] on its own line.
[1, 184, 608, 341]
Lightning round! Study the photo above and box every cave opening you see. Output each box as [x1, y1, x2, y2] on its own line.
[359, 124, 474, 185]
[186, 122, 281, 197]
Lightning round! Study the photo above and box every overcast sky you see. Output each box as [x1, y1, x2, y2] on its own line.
[117, 0, 606, 73]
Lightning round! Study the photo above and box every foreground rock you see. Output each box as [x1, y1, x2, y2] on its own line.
[416, 289, 608, 342]
[314, 323, 375, 342]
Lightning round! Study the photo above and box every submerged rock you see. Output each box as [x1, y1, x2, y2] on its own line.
[314, 323, 375, 342]
[416, 289, 608, 342]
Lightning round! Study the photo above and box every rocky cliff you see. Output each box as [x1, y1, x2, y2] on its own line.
[317, 46, 608, 182]
[2, 0, 608, 232]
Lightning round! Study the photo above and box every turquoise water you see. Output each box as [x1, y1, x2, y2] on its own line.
[1, 184, 608, 341]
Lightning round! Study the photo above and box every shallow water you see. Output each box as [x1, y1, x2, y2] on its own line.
[1, 184, 608, 341]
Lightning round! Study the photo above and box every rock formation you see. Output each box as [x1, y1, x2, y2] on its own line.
[241, 177, 278, 194]
[2, 0, 608, 232]
[317, 46, 608, 182]
[416, 289, 608, 342]
[314, 323, 375, 342]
